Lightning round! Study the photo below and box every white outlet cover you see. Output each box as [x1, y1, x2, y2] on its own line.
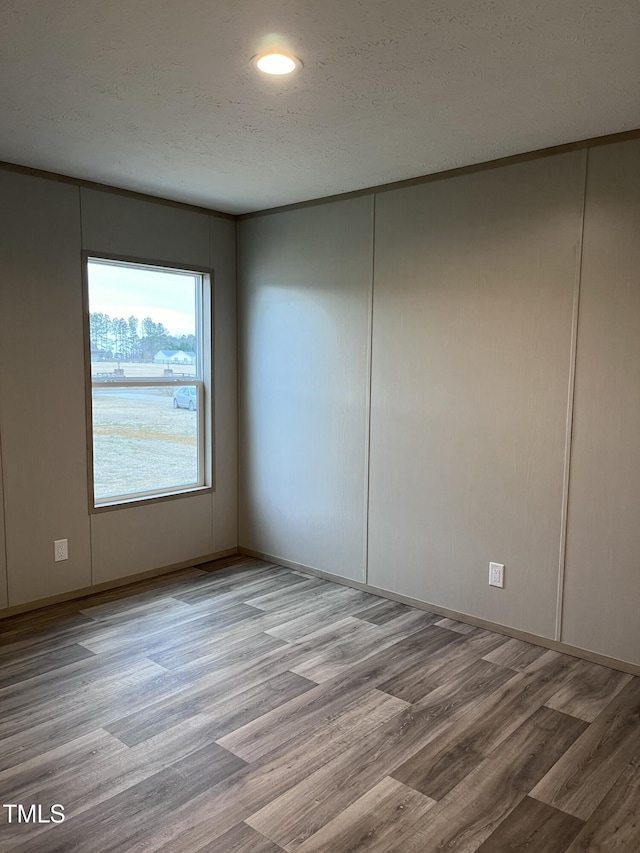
[54, 539, 68, 562]
[489, 562, 504, 588]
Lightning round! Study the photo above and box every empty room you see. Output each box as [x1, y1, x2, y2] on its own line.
[0, 2, 639, 851]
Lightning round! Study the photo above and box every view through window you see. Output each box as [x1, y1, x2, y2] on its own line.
[86, 257, 210, 506]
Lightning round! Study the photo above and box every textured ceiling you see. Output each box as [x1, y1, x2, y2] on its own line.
[1, 1, 639, 214]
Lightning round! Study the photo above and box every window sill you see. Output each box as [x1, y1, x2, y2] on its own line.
[90, 485, 214, 514]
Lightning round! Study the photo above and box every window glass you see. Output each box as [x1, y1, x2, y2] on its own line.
[87, 258, 208, 506]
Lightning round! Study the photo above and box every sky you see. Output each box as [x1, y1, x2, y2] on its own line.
[87, 260, 198, 336]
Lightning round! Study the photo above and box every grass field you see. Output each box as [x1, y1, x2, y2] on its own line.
[92, 387, 198, 501]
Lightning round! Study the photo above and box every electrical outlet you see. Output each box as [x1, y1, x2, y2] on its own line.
[489, 561, 504, 588]
[54, 539, 68, 562]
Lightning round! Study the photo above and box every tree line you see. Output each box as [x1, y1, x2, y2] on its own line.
[90, 313, 196, 361]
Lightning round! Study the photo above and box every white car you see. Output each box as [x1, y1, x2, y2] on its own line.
[173, 387, 197, 410]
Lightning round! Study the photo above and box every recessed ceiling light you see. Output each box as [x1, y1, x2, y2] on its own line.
[252, 53, 302, 75]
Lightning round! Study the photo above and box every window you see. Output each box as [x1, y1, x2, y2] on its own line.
[85, 255, 212, 508]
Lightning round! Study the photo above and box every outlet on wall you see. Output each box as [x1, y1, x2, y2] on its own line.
[489, 561, 504, 588]
[54, 539, 68, 562]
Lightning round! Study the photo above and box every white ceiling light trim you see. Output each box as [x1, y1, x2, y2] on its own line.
[252, 52, 302, 75]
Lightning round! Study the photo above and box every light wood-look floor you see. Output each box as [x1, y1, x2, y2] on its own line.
[0, 555, 639, 852]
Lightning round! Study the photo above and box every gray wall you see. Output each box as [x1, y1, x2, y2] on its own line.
[238, 198, 373, 581]
[562, 140, 640, 664]
[0, 174, 92, 605]
[368, 153, 585, 640]
[238, 139, 640, 668]
[0, 171, 237, 608]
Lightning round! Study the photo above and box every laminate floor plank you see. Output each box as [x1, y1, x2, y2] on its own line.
[216, 665, 396, 762]
[545, 657, 633, 722]
[289, 610, 437, 683]
[0, 728, 129, 820]
[0, 642, 96, 690]
[0, 651, 170, 738]
[196, 822, 285, 853]
[293, 776, 435, 853]
[136, 596, 366, 671]
[482, 636, 548, 671]
[0, 613, 102, 665]
[377, 628, 506, 703]
[97, 641, 319, 751]
[392, 650, 579, 798]
[264, 589, 382, 642]
[105, 669, 316, 746]
[565, 753, 640, 852]
[435, 616, 477, 634]
[0, 715, 238, 852]
[0, 660, 176, 771]
[219, 625, 466, 763]
[0, 575, 242, 658]
[77, 600, 266, 657]
[391, 707, 590, 853]
[81, 594, 196, 627]
[146, 625, 287, 671]
[486, 707, 588, 795]
[164, 563, 284, 604]
[475, 796, 584, 853]
[86, 574, 258, 631]
[79, 607, 285, 666]
[530, 676, 640, 820]
[149, 614, 386, 727]
[0, 606, 98, 638]
[125, 690, 409, 853]
[214, 617, 429, 762]
[0, 578, 190, 645]
[13, 742, 247, 853]
[246, 660, 514, 849]
[352, 598, 416, 625]
[243, 577, 337, 612]
[0, 581, 174, 638]
[1, 556, 638, 853]
[72, 564, 216, 617]
[170, 566, 303, 607]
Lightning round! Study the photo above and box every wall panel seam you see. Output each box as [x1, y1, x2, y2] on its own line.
[209, 217, 216, 552]
[363, 194, 376, 584]
[79, 186, 96, 586]
[0, 412, 8, 606]
[233, 217, 240, 550]
[555, 148, 589, 642]
[0, 226, 7, 601]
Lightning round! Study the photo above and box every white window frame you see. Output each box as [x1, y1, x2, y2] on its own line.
[83, 252, 214, 511]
